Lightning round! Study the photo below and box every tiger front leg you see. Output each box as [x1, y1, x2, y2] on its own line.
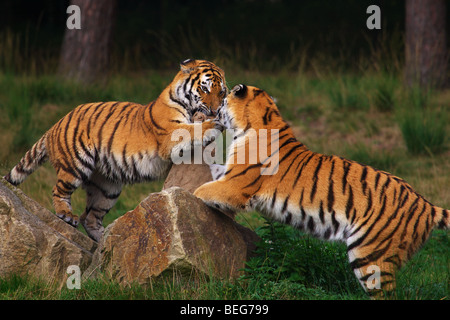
[194, 180, 251, 214]
[209, 164, 226, 180]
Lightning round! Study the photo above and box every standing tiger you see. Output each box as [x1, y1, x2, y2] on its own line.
[194, 84, 449, 298]
[4, 59, 227, 242]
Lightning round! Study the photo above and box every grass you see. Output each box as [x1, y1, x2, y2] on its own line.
[0, 68, 448, 300]
[0, 220, 447, 300]
[396, 88, 448, 155]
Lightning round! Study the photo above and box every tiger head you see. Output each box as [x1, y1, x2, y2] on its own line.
[171, 59, 227, 117]
[215, 84, 285, 131]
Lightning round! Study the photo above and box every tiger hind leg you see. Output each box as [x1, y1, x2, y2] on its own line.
[52, 169, 84, 227]
[80, 173, 122, 242]
[348, 247, 398, 299]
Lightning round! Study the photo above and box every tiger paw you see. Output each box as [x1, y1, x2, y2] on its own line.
[79, 211, 105, 242]
[56, 212, 79, 228]
[81, 223, 104, 242]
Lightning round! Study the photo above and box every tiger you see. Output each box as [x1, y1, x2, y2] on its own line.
[4, 59, 227, 242]
[194, 84, 449, 298]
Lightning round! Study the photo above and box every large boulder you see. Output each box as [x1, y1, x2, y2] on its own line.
[163, 162, 214, 194]
[86, 187, 259, 285]
[0, 178, 97, 281]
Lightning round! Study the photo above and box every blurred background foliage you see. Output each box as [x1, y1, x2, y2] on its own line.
[0, 0, 413, 73]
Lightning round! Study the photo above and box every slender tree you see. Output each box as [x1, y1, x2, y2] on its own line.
[59, 0, 117, 83]
[405, 0, 448, 89]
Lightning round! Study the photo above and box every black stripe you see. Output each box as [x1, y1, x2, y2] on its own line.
[310, 157, 324, 202]
[376, 194, 388, 220]
[307, 216, 315, 233]
[182, 73, 194, 96]
[77, 135, 95, 161]
[363, 189, 372, 217]
[349, 239, 392, 270]
[121, 144, 130, 176]
[86, 102, 107, 137]
[300, 206, 306, 221]
[319, 201, 325, 224]
[400, 190, 409, 208]
[279, 145, 305, 181]
[412, 201, 428, 239]
[169, 90, 189, 110]
[14, 163, 33, 175]
[327, 179, 334, 213]
[360, 166, 368, 195]
[379, 177, 391, 202]
[271, 189, 277, 209]
[54, 133, 80, 180]
[345, 185, 354, 219]
[107, 106, 129, 152]
[129, 153, 139, 179]
[347, 196, 389, 251]
[243, 174, 262, 189]
[299, 188, 305, 206]
[285, 212, 292, 225]
[188, 72, 201, 92]
[292, 153, 315, 189]
[54, 184, 72, 197]
[279, 137, 298, 149]
[374, 172, 381, 190]
[331, 210, 340, 234]
[279, 142, 302, 164]
[97, 103, 119, 151]
[438, 208, 448, 229]
[282, 195, 290, 213]
[363, 198, 402, 249]
[401, 197, 419, 242]
[253, 88, 264, 97]
[342, 160, 351, 193]
[275, 124, 290, 136]
[55, 159, 83, 181]
[349, 208, 358, 225]
[148, 101, 167, 132]
[262, 106, 270, 125]
[168, 105, 189, 119]
[84, 180, 122, 200]
[58, 179, 78, 192]
[230, 163, 263, 179]
[323, 228, 331, 239]
[63, 109, 76, 161]
[359, 271, 394, 282]
[384, 254, 401, 269]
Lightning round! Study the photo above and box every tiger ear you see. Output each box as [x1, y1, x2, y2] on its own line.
[232, 84, 248, 98]
[180, 59, 197, 73]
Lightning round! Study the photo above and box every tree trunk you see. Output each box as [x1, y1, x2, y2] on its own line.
[59, 0, 117, 83]
[405, 0, 448, 89]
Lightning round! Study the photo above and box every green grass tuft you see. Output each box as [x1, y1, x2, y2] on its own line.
[396, 88, 447, 155]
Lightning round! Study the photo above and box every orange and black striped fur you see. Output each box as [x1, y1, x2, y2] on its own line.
[194, 84, 449, 297]
[4, 59, 226, 241]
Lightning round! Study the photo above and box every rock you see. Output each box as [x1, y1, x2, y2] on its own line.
[163, 111, 217, 194]
[163, 162, 214, 194]
[86, 187, 259, 285]
[0, 178, 96, 282]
